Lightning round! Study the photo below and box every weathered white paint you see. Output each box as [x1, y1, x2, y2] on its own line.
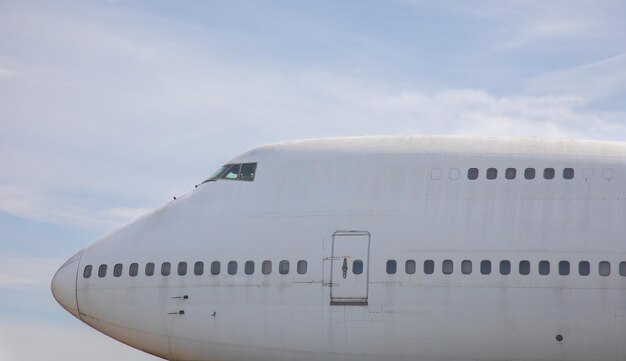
[52, 136, 626, 361]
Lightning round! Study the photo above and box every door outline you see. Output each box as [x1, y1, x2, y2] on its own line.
[330, 231, 370, 306]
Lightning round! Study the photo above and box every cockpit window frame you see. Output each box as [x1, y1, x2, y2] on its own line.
[201, 162, 258, 184]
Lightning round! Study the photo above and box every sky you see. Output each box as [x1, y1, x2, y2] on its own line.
[0, 0, 624, 360]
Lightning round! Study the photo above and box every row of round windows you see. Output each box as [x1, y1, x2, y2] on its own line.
[386, 259, 626, 277]
[83, 260, 309, 279]
[465, 167, 574, 180]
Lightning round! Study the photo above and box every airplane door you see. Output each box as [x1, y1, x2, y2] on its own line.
[330, 231, 370, 306]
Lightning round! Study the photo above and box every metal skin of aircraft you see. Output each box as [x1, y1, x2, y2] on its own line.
[52, 135, 626, 361]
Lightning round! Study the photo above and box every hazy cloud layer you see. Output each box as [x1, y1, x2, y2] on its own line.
[0, 321, 159, 361]
[0, 1, 625, 360]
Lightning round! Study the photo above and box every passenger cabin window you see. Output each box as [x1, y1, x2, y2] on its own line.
[129, 263, 138, 277]
[559, 261, 570, 275]
[279, 260, 289, 275]
[83, 265, 92, 278]
[386, 260, 397, 274]
[599, 261, 611, 276]
[178, 262, 187, 276]
[161, 262, 171, 276]
[519, 260, 530, 275]
[297, 260, 307, 274]
[353, 260, 364, 274]
[442, 260, 453, 274]
[461, 260, 472, 275]
[228, 261, 238, 275]
[539, 260, 550, 275]
[145, 262, 155, 276]
[563, 168, 574, 179]
[245, 261, 255, 275]
[620, 262, 626, 277]
[500, 260, 511, 275]
[424, 260, 435, 274]
[194, 261, 204, 276]
[544, 168, 555, 179]
[468, 168, 479, 180]
[98, 264, 107, 278]
[262, 260, 272, 275]
[486, 168, 497, 180]
[405, 260, 416, 274]
[505, 168, 516, 180]
[524, 168, 535, 179]
[579, 261, 590, 276]
[114, 263, 122, 277]
[211, 261, 221, 275]
[480, 260, 491, 275]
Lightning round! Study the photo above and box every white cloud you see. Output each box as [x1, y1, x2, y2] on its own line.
[0, 67, 18, 79]
[0, 253, 62, 288]
[525, 53, 626, 102]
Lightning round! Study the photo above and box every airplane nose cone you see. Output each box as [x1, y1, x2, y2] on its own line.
[51, 251, 82, 319]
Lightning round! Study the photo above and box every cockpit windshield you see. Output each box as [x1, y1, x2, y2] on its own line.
[201, 163, 257, 184]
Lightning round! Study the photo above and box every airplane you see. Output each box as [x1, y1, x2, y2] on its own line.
[52, 135, 626, 361]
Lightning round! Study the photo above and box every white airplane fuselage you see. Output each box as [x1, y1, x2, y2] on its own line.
[52, 136, 626, 361]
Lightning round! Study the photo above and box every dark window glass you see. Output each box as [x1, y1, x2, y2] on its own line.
[145, 262, 155, 276]
[620, 262, 626, 276]
[222, 164, 241, 180]
[98, 264, 107, 278]
[386, 260, 397, 274]
[161, 262, 171, 276]
[505, 168, 516, 180]
[353, 260, 364, 274]
[113, 263, 123, 277]
[486, 168, 497, 180]
[524, 168, 535, 179]
[559, 261, 570, 275]
[544, 168, 555, 179]
[194, 261, 204, 275]
[279, 260, 289, 275]
[245, 261, 255, 275]
[405, 260, 416, 274]
[178, 262, 187, 276]
[500, 260, 511, 275]
[240, 163, 257, 181]
[424, 260, 435, 274]
[519, 260, 530, 275]
[442, 260, 453, 274]
[468, 168, 479, 180]
[563, 168, 574, 179]
[480, 260, 491, 275]
[228, 261, 238, 275]
[83, 265, 92, 278]
[579, 261, 590, 276]
[129, 263, 138, 277]
[297, 260, 307, 274]
[262, 260, 272, 275]
[599, 261, 610, 276]
[539, 260, 550, 275]
[461, 260, 472, 274]
[211, 261, 220, 275]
